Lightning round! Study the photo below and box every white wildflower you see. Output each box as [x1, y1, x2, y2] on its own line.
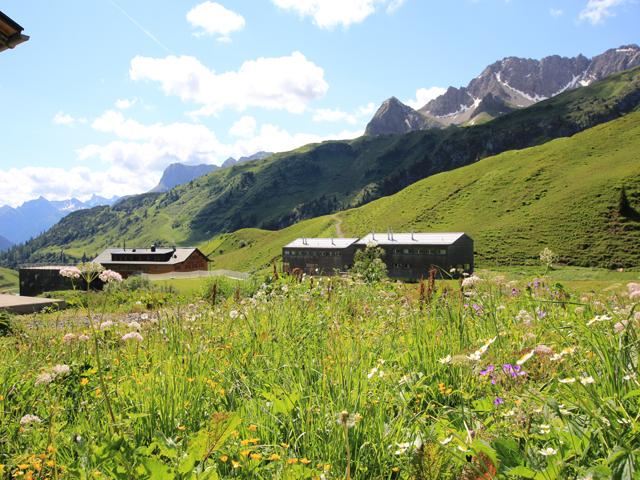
[440, 436, 453, 445]
[461, 275, 482, 289]
[52, 364, 71, 377]
[586, 314, 611, 326]
[121, 332, 144, 342]
[539, 447, 557, 456]
[20, 414, 42, 426]
[140, 313, 149, 321]
[78, 334, 90, 342]
[580, 376, 595, 385]
[229, 310, 239, 319]
[59, 266, 81, 279]
[613, 320, 628, 334]
[439, 355, 452, 365]
[99, 269, 123, 283]
[559, 377, 576, 384]
[127, 321, 141, 331]
[99, 321, 115, 330]
[35, 372, 55, 386]
[539, 424, 551, 435]
[62, 333, 76, 344]
[516, 350, 535, 365]
[515, 309, 533, 325]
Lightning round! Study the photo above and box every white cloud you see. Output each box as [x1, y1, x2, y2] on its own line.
[405, 87, 446, 109]
[52, 112, 86, 126]
[186, 2, 245, 42]
[272, 0, 406, 28]
[312, 102, 377, 125]
[229, 115, 257, 138]
[115, 98, 136, 110]
[579, 0, 627, 24]
[130, 52, 328, 115]
[2, 110, 365, 207]
[549, 8, 564, 17]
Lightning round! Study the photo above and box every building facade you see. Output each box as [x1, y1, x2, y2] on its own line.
[282, 238, 359, 275]
[282, 232, 474, 280]
[93, 246, 209, 278]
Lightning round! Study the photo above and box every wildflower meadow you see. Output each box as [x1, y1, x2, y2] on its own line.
[0, 270, 639, 479]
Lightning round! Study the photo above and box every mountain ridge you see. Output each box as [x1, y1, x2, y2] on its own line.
[366, 44, 640, 135]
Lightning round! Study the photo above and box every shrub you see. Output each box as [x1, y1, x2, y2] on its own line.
[352, 242, 388, 282]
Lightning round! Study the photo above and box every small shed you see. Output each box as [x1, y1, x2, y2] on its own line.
[282, 238, 359, 275]
[356, 232, 474, 280]
[93, 246, 209, 278]
[19, 265, 100, 296]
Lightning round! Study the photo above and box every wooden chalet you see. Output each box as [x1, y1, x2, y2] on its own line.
[0, 11, 29, 53]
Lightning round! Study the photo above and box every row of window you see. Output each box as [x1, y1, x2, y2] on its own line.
[284, 248, 448, 257]
[284, 250, 344, 257]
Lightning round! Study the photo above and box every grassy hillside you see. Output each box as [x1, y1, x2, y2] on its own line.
[3, 67, 640, 268]
[0, 266, 18, 293]
[205, 111, 640, 271]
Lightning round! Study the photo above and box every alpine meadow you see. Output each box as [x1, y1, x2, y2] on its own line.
[1, 3, 640, 480]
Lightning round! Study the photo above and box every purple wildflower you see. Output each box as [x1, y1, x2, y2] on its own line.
[480, 365, 495, 376]
[511, 287, 520, 296]
[537, 308, 547, 319]
[502, 363, 527, 378]
[494, 397, 504, 406]
[472, 303, 484, 315]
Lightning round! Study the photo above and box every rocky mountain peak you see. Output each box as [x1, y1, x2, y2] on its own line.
[367, 44, 640, 134]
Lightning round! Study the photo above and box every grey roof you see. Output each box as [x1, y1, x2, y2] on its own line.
[356, 232, 466, 246]
[285, 238, 359, 249]
[93, 247, 202, 265]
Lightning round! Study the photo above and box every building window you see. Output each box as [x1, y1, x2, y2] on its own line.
[439, 249, 447, 255]
[403, 248, 410, 254]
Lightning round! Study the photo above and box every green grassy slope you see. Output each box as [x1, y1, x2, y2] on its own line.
[205, 111, 640, 271]
[0, 267, 18, 293]
[3, 67, 640, 268]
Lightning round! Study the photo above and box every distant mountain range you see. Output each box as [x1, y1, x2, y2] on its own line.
[0, 195, 118, 245]
[150, 152, 273, 193]
[366, 44, 640, 135]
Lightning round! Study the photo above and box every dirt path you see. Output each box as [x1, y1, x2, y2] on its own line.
[332, 214, 345, 238]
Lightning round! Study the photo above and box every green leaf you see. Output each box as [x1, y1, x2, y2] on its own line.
[622, 389, 640, 401]
[494, 438, 522, 468]
[506, 465, 537, 478]
[471, 438, 498, 470]
[142, 458, 175, 480]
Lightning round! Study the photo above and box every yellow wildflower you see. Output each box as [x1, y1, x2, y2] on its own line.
[80, 378, 89, 386]
[281, 443, 290, 448]
[287, 458, 299, 465]
[219, 455, 228, 463]
[250, 453, 262, 461]
[240, 449, 251, 457]
[177, 425, 186, 431]
[248, 424, 258, 431]
[231, 461, 240, 469]
[268, 453, 281, 461]
[300, 458, 311, 465]
[240, 439, 251, 446]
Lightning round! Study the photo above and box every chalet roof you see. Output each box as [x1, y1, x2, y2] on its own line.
[0, 11, 29, 53]
[356, 232, 466, 246]
[285, 238, 359, 249]
[93, 247, 205, 266]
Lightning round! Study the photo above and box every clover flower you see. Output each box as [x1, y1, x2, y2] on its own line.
[614, 320, 628, 334]
[534, 344, 554, 355]
[628, 283, 640, 300]
[62, 333, 76, 344]
[121, 332, 144, 343]
[99, 321, 115, 330]
[515, 309, 533, 325]
[127, 321, 141, 331]
[20, 414, 42, 426]
[78, 334, 90, 342]
[35, 373, 55, 386]
[99, 269, 123, 283]
[52, 364, 71, 377]
[461, 275, 481, 289]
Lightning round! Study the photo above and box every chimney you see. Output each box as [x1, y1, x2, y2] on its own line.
[372, 232, 376, 241]
[411, 231, 415, 241]
[150, 244, 156, 252]
[331, 238, 335, 246]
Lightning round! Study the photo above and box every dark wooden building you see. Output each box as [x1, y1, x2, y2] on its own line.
[355, 232, 474, 280]
[19, 266, 102, 297]
[282, 232, 474, 280]
[0, 11, 29, 53]
[282, 238, 359, 275]
[93, 246, 209, 278]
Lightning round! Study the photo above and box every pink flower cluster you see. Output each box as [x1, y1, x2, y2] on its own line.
[59, 266, 81, 279]
[99, 269, 123, 283]
[628, 283, 640, 301]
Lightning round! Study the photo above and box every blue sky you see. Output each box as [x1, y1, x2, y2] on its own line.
[0, 0, 638, 207]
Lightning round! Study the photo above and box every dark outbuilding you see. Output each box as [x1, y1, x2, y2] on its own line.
[93, 246, 209, 278]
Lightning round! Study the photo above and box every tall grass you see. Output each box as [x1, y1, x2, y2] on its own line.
[0, 276, 638, 479]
